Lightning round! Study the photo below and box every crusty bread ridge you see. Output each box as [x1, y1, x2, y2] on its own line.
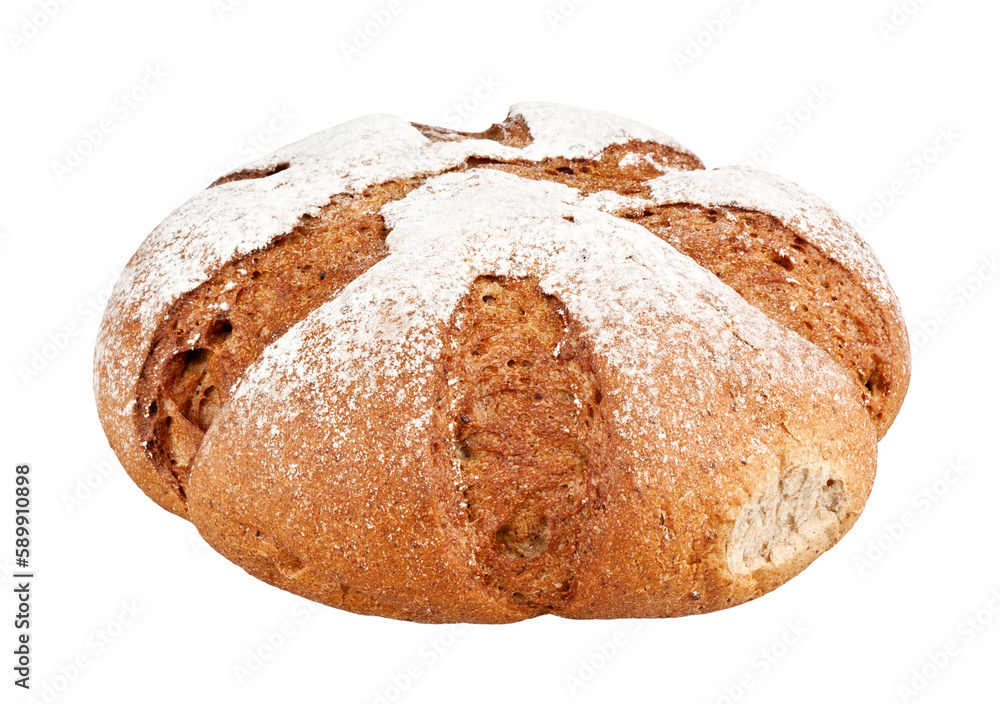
[94, 103, 908, 622]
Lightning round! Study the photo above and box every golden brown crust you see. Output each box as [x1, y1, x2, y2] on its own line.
[95, 104, 905, 622]
[187, 268, 875, 623]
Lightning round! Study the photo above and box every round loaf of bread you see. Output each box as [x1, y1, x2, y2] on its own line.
[95, 103, 909, 622]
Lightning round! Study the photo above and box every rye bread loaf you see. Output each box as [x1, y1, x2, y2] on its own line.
[94, 103, 909, 622]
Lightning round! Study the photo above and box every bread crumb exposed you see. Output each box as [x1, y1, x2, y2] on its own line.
[727, 464, 846, 574]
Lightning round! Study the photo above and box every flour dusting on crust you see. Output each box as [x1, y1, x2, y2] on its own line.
[646, 166, 898, 306]
[511, 102, 691, 160]
[94, 103, 695, 427]
[229, 169, 850, 467]
[92, 104, 894, 618]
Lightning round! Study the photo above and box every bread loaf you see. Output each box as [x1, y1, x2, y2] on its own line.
[95, 103, 909, 622]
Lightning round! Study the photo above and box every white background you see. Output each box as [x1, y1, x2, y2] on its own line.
[2, 1, 998, 703]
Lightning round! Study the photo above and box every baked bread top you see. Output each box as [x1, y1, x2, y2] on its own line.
[95, 103, 909, 622]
